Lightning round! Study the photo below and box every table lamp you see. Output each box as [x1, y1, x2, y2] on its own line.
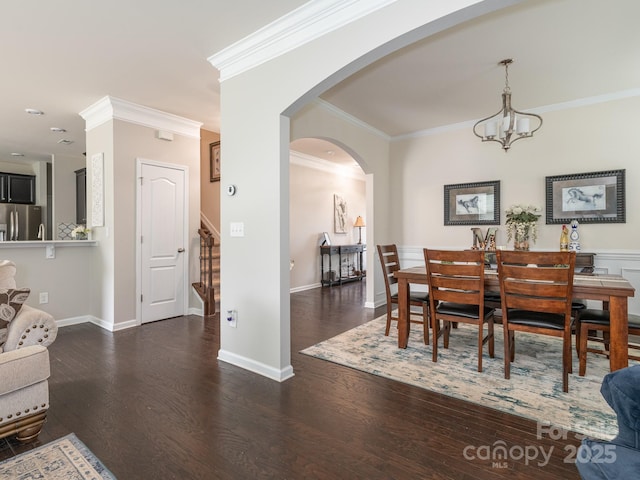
[354, 216, 365, 244]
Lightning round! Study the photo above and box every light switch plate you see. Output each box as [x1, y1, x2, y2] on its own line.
[230, 222, 244, 237]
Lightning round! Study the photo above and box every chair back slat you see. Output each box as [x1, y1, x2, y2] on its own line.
[500, 263, 572, 282]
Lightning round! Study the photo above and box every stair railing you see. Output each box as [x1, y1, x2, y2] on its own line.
[196, 228, 215, 316]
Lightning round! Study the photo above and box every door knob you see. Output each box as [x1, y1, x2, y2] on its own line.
[177, 248, 185, 253]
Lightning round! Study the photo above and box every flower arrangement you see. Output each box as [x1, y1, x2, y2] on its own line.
[505, 204, 542, 249]
[71, 225, 90, 240]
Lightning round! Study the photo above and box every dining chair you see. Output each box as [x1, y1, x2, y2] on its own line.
[496, 250, 576, 392]
[423, 249, 495, 372]
[377, 244, 430, 344]
[576, 309, 640, 376]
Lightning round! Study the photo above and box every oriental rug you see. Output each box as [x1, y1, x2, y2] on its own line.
[301, 316, 639, 440]
[0, 433, 116, 479]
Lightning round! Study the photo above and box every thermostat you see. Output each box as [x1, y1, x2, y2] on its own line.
[226, 184, 237, 196]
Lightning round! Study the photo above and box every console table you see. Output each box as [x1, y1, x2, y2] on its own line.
[320, 244, 365, 286]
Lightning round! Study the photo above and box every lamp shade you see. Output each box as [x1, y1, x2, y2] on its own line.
[354, 216, 365, 227]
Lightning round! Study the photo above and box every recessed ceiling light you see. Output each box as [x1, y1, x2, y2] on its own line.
[25, 108, 44, 115]
[50, 127, 67, 133]
[57, 139, 74, 145]
[10, 152, 24, 157]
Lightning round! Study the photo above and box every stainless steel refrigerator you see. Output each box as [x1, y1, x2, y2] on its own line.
[0, 204, 42, 241]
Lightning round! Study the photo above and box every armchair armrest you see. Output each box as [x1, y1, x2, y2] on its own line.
[3, 305, 57, 352]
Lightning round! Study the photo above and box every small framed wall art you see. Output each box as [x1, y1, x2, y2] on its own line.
[209, 141, 220, 182]
[444, 180, 500, 226]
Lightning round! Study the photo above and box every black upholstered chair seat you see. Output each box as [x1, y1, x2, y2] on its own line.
[577, 309, 640, 376]
[506, 309, 570, 330]
[484, 293, 501, 302]
[572, 300, 587, 311]
[437, 302, 493, 320]
[579, 309, 640, 329]
[391, 292, 429, 303]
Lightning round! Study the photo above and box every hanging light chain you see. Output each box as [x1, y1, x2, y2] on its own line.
[501, 58, 512, 94]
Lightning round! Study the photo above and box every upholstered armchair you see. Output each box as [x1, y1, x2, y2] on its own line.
[0, 260, 57, 442]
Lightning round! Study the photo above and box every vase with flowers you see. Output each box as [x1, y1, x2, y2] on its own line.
[505, 204, 541, 251]
[71, 225, 90, 240]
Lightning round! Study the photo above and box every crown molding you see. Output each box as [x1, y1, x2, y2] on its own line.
[208, 0, 398, 82]
[290, 149, 364, 180]
[79, 96, 202, 138]
[313, 98, 391, 141]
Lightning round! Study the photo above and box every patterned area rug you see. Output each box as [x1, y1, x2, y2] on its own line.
[302, 316, 639, 440]
[0, 433, 116, 479]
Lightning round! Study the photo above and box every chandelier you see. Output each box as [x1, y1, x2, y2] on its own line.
[472, 59, 542, 152]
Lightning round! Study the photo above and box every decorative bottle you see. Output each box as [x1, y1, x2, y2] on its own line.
[560, 225, 569, 252]
[569, 220, 581, 252]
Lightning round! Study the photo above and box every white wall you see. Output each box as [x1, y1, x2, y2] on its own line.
[289, 155, 365, 291]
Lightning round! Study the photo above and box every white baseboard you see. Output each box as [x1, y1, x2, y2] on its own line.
[56, 315, 136, 332]
[56, 315, 93, 328]
[290, 282, 321, 293]
[217, 349, 295, 382]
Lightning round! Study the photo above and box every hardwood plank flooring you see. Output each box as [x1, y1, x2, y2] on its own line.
[0, 281, 583, 479]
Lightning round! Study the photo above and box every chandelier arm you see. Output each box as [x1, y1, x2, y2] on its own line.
[472, 107, 506, 139]
[510, 108, 544, 134]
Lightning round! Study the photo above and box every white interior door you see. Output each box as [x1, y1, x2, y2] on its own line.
[140, 161, 187, 323]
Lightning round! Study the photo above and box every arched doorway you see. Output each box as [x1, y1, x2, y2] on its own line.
[289, 137, 368, 294]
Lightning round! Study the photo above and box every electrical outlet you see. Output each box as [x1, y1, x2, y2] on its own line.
[226, 309, 237, 328]
[39, 292, 49, 304]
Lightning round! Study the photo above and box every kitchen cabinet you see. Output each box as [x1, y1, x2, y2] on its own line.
[0, 173, 36, 204]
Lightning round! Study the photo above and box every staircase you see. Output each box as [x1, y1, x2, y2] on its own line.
[193, 227, 220, 316]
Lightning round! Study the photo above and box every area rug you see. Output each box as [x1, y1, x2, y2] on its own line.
[0, 433, 116, 479]
[301, 316, 639, 440]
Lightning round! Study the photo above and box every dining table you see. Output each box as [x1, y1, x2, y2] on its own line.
[394, 265, 636, 372]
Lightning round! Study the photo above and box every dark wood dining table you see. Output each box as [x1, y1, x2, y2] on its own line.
[394, 266, 636, 371]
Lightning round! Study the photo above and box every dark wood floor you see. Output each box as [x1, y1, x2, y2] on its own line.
[1, 281, 583, 479]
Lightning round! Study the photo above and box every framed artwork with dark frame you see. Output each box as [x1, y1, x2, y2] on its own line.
[209, 141, 220, 182]
[545, 169, 625, 224]
[444, 180, 500, 226]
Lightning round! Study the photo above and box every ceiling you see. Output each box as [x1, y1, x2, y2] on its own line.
[3, 0, 639, 166]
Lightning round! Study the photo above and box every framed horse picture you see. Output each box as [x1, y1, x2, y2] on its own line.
[444, 180, 500, 226]
[545, 170, 625, 224]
